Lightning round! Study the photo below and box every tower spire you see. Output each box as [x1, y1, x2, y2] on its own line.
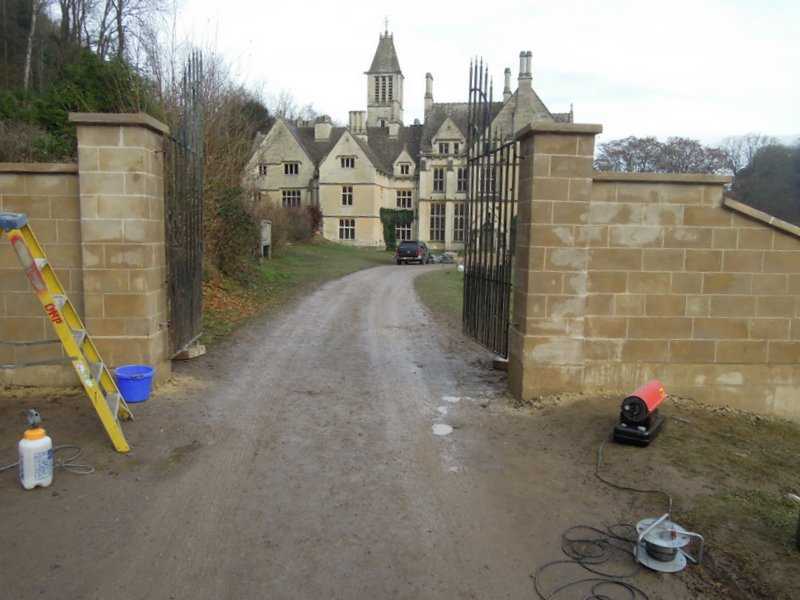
[365, 26, 404, 127]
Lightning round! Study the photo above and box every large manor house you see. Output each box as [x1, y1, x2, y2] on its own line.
[245, 29, 573, 249]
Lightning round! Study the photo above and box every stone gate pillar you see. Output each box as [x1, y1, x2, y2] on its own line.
[509, 122, 602, 399]
[70, 113, 171, 381]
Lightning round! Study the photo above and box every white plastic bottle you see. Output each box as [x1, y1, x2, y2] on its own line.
[18, 427, 53, 490]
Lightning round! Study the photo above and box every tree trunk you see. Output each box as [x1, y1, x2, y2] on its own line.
[59, 0, 70, 40]
[2, 0, 8, 89]
[97, 0, 113, 60]
[38, 34, 44, 90]
[74, 0, 85, 44]
[115, 0, 125, 59]
[23, 0, 40, 91]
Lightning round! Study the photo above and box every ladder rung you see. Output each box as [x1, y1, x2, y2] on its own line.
[90, 361, 104, 383]
[53, 294, 67, 310]
[73, 329, 87, 346]
[34, 257, 48, 269]
[105, 392, 121, 418]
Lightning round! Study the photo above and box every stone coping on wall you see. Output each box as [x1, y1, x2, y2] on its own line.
[592, 171, 732, 185]
[723, 195, 800, 238]
[0, 162, 78, 174]
[68, 112, 170, 135]
[516, 121, 604, 139]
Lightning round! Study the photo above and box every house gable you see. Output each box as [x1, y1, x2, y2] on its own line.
[491, 87, 554, 140]
[319, 130, 379, 184]
[244, 119, 317, 208]
[432, 117, 464, 146]
[245, 119, 314, 178]
[393, 147, 415, 178]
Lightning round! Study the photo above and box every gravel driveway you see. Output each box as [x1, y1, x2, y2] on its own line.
[0, 265, 695, 599]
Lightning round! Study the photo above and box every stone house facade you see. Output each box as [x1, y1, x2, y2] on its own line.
[244, 31, 572, 250]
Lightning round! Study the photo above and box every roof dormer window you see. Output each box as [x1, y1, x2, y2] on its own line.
[341, 157, 355, 169]
[439, 142, 450, 155]
[284, 162, 299, 175]
[400, 163, 410, 175]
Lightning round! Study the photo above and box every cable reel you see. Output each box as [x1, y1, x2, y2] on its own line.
[634, 514, 704, 573]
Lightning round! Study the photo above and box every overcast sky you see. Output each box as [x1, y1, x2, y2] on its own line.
[176, 0, 799, 145]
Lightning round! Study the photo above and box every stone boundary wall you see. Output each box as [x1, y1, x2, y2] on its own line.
[0, 164, 82, 385]
[0, 113, 171, 387]
[510, 122, 800, 420]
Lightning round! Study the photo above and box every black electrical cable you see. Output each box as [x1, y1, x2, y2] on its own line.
[595, 439, 673, 516]
[531, 525, 649, 600]
[530, 439, 675, 599]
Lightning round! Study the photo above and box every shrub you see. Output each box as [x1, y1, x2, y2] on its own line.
[379, 208, 414, 250]
[249, 202, 315, 251]
[286, 207, 313, 242]
[0, 121, 72, 162]
[212, 188, 260, 282]
[249, 203, 288, 251]
[306, 205, 322, 233]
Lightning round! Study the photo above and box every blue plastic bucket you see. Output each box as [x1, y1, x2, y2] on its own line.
[114, 364, 155, 403]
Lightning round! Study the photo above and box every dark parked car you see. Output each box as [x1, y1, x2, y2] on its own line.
[395, 240, 432, 265]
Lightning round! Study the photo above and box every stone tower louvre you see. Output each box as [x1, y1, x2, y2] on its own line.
[365, 30, 404, 127]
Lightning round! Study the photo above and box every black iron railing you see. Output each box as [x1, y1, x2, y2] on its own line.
[165, 51, 204, 355]
[462, 59, 518, 358]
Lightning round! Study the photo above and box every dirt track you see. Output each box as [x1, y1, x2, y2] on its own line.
[0, 265, 698, 599]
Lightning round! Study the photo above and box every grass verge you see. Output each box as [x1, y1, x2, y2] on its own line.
[414, 267, 463, 327]
[653, 401, 800, 599]
[202, 239, 393, 344]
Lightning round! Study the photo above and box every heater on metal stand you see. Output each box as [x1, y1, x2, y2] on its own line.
[613, 379, 666, 446]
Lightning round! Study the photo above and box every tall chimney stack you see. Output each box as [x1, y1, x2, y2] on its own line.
[424, 73, 434, 114]
[518, 50, 532, 89]
[503, 67, 512, 102]
[349, 110, 367, 141]
[314, 115, 332, 141]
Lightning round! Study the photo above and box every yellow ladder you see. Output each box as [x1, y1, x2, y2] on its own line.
[0, 212, 132, 452]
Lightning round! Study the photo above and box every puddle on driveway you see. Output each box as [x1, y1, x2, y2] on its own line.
[432, 424, 453, 436]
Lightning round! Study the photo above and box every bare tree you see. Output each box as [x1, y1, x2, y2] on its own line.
[595, 136, 662, 172]
[720, 133, 779, 176]
[2, 0, 8, 88]
[595, 135, 728, 174]
[58, 0, 90, 43]
[114, 0, 124, 57]
[297, 103, 319, 122]
[270, 90, 298, 120]
[94, 0, 114, 58]
[267, 90, 319, 123]
[658, 137, 728, 174]
[90, 0, 163, 61]
[23, 0, 44, 90]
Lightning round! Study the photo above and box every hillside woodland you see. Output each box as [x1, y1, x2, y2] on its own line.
[0, 0, 321, 280]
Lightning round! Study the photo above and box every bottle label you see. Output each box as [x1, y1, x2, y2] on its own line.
[33, 449, 53, 481]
